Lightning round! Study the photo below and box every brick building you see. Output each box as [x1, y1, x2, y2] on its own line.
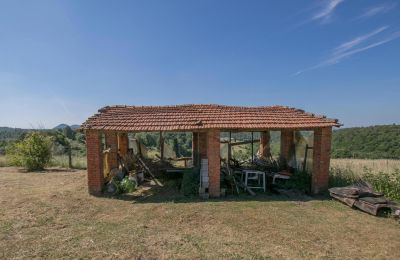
[81, 104, 340, 196]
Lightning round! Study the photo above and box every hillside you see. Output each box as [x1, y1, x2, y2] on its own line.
[332, 124, 400, 159]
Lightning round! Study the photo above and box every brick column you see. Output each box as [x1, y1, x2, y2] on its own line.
[280, 129, 294, 162]
[207, 129, 220, 197]
[118, 133, 129, 157]
[312, 127, 332, 194]
[105, 131, 118, 170]
[199, 132, 208, 159]
[86, 130, 104, 195]
[259, 131, 271, 158]
[192, 132, 199, 166]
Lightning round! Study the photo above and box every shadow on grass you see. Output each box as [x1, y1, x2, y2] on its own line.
[100, 183, 331, 204]
[17, 167, 82, 174]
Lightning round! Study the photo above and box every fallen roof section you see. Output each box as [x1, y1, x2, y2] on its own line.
[81, 104, 341, 131]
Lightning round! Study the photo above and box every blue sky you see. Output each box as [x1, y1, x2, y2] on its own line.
[0, 0, 399, 128]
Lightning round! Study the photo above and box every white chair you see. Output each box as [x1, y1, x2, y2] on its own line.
[242, 170, 266, 192]
[272, 173, 291, 184]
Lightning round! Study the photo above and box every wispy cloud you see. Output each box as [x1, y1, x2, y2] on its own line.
[294, 27, 400, 76]
[357, 3, 397, 19]
[332, 26, 388, 55]
[312, 0, 344, 23]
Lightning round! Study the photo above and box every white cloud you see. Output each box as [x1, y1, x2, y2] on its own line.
[332, 26, 388, 55]
[294, 27, 400, 75]
[358, 3, 397, 19]
[312, 0, 344, 23]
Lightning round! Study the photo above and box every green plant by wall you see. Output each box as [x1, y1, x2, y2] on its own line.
[283, 170, 311, 193]
[6, 132, 52, 171]
[181, 167, 199, 196]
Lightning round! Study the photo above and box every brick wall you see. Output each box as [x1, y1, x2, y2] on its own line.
[118, 133, 129, 157]
[312, 127, 332, 194]
[86, 130, 104, 195]
[280, 129, 294, 162]
[207, 129, 220, 197]
[105, 131, 118, 170]
[259, 131, 271, 158]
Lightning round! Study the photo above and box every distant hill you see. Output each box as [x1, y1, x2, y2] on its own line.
[53, 124, 69, 130]
[53, 124, 80, 130]
[0, 127, 31, 141]
[332, 124, 400, 159]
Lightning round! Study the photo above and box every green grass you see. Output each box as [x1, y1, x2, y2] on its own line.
[0, 156, 7, 167]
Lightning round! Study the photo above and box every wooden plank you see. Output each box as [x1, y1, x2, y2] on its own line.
[137, 156, 163, 186]
[221, 140, 260, 146]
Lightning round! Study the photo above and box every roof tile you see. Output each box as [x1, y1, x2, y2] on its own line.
[81, 104, 340, 131]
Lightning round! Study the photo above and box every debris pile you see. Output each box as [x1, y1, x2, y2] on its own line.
[329, 180, 400, 217]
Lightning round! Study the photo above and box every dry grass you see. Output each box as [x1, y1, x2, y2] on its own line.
[331, 159, 400, 176]
[0, 167, 399, 259]
[50, 155, 87, 169]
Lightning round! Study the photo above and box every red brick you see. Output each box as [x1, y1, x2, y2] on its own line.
[312, 127, 332, 194]
[207, 129, 220, 197]
[86, 130, 104, 195]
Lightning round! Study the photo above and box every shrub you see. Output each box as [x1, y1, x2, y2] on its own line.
[181, 167, 199, 196]
[329, 167, 358, 188]
[363, 168, 400, 202]
[6, 132, 52, 171]
[282, 170, 311, 193]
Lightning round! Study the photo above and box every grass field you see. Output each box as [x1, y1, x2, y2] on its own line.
[1, 167, 399, 259]
[331, 158, 400, 176]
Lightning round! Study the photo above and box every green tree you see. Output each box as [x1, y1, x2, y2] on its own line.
[6, 132, 52, 171]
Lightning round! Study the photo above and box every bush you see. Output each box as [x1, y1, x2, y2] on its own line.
[329, 167, 358, 188]
[181, 167, 199, 196]
[363, 168, 400, 202]
[6, 132, 52, 171]
[283, 170, 311, 193]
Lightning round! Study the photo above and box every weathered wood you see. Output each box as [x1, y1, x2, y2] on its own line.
[221, 140, 260, 146]
[159, 131, 164, 161]
[251, 132, 254, 162]
[227, 132, 232, 165]
[137, 156, 163, 187]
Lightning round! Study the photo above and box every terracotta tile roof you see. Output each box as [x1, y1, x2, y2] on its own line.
[81, 104, 341, 131]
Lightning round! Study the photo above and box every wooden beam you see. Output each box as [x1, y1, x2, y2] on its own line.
[221, 139, 260, 146]
[251, 132, 254, 162]
[159, 131, 164, 161]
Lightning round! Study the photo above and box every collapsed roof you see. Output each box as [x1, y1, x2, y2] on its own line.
[81, 104, 340, 131]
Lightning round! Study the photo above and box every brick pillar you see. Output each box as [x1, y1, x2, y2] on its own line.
[199, 132, 207, 159]
[312, 127, 332, 194]
[192, 132, 199, 166]
[86, 130, 104, 195]
[207, 129, 220, 197]
[105, 131, 118, 170]
[259, 131, 271, 158]
[118, 133, 129, 157]
[280, 129, 294, 162]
